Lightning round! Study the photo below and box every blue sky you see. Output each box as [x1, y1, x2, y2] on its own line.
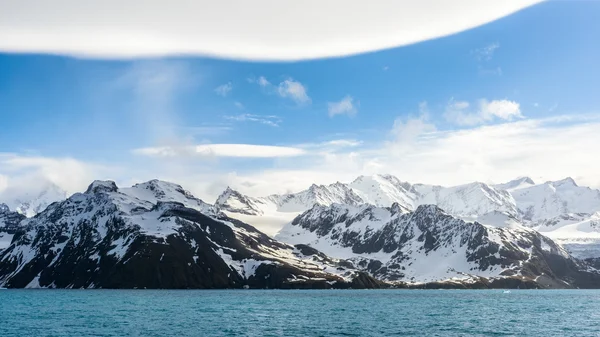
[1, 1, 600, 198]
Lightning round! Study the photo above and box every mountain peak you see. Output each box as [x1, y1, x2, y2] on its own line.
[519, 177, 535, 185]
[216, 186, 239, 205]
[552, 177, 578, 187]
[494, 177, 536, 191]
[85, 180, 118, 194]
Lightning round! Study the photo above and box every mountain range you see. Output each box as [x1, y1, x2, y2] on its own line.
[216, 175, 600, 244]
[2, 174, 600, 289]
[0, 180, 380, 289]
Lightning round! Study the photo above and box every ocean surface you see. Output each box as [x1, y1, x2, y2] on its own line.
[1, 289, 599, 336]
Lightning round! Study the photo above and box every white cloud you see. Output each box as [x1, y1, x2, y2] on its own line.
[297, 139, 363, 154]
[445, 98, 523, 126]
[234, 101, 244, 109]
[257, 76, 270, 87]
[133, 144, 306, 158]
[225, 114, 281, 127]
[215, 82, 232, 97]
[247, 76, 271, 87]
[0, 174, 8, 194]
[0, 153, 111, 195]
[219, 114, 600, 198]
[0, 1, 542, 61]
[277, 78, 311, 104]
[480, 99, 522, 120]
[473, 42, 500, 61]
[376, 116, 600, 188]
[328, 95, 357, 117]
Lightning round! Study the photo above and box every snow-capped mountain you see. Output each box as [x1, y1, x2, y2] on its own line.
[506, 177, 600, 221]
[215, 182, 367, 236]
[216, 174, 520, 235]
[348, 174, 417, 210]
[413, 182, 518, 218]
[276, 203, 600, 288]
[0, 181, 67, 217]
[217, 182, 365, 216]
[0, 179, 379, 289]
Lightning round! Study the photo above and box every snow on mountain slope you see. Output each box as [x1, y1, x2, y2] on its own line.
[0, 204, 25, 250]
[217, 175, 519, 235]
[529, 212, 600, 259]
[0, 180, 380, 289]
[215, 182, 366, 236]
[348, 175, 417, 210]
[413, 182, 519, 218]
[509, 178, 600, 221]
[493, 177, 536, 192]
[0, 181, 67, 217]
[276, 203, 600, 288]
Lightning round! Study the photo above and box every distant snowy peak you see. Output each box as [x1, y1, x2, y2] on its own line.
[349, 174, 417, 210]
[549, 177, 578, 188]
[282, 182, 364, 211]
[494, 177, 536, 191]
[215, 181, 366, 215]
[413, 181, 519, 219]
[510, 177, 600, 221]
[216, 187, 267, 216]
[0, 181, 67, 218]
[218, 175, 522, 223]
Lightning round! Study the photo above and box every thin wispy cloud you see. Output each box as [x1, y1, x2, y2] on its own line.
[444, 98, 523, 126]
[472, 42, 500, 61]
[328, 95, 357, 117]
[225, 114, 282, 127]
[214, 82, 233, 97]
[478, 66, 503, 76]
[133, 144, 305, 158]
[248, 76, 271, 87]
[181, 126, 233, 136]
[277, 78, 311, 104]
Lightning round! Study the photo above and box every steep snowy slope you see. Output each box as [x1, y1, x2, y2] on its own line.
[348, 174, 417, 210]
[0, 204, 26, 250]
[0, 181, 67, 217]
[509, 178, 600, 221]
[276, 203, 600, 288]
[0, 180, 380, 289]
[413, 182, 519, 218]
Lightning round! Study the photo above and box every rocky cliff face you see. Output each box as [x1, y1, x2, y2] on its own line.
[0, 180, 380, 289]
[0, 204, 26, 251]
[276, 203, 600, 288]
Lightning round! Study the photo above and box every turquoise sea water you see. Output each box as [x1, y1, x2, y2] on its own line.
[1, 289, 599, 336]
